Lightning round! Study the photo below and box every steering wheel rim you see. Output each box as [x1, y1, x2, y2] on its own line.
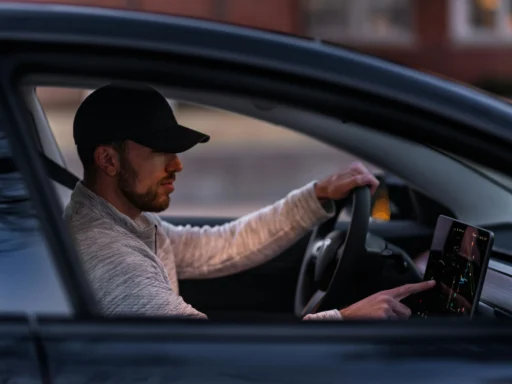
[294, 186, 371, 318]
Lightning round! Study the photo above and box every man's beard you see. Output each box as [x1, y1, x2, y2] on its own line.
[117, 157, 171, 213]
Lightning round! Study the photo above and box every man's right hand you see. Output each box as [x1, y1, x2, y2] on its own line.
[339, 280, 436, 320]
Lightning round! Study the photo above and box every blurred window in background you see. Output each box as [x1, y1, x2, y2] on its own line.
[305, 0, 351, 39]
[471, 0, 500, 29]
[305, 0, 413, 45]
[451, 0, 512, 43]
[361, 0, 412, 38]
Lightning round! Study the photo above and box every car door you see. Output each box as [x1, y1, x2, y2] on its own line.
[12, 85, 510, 384]
[0, 39, 454, 384]
[18, 2, 512, 321]
[35, 317, 512, 384]
[5, 4, 512, 383]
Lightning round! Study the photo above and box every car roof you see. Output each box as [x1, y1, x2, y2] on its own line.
[2, 2, 512, 140]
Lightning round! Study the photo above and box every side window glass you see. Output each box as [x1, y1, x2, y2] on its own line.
[39, 87, 414, 222]
[0, 127, 71, 315]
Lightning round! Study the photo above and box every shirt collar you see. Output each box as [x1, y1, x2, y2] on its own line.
[68, 181, 158, 250]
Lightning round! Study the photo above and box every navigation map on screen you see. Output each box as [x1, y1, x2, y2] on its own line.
[415, 216, 493, 318]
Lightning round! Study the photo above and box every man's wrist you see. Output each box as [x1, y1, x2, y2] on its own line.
[339, 306, 349, 319]
[314, 181, 330, 201]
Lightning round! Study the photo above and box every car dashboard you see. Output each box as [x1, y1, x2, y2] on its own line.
[479, 248, 512, 319]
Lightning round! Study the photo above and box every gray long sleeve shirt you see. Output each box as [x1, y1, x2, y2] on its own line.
[64, 181, 343, 320]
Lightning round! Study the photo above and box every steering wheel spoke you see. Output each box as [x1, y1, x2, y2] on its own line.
[301, 290, 326, 317]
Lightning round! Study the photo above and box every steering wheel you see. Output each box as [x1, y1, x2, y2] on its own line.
[294, 186, 372, 317]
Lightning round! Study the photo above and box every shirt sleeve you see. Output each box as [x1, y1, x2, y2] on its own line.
[303, 309, 343, 321]
[81, 241, 207, 319]
[159, 182, 335, 280]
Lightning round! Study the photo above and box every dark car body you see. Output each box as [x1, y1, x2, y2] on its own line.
[2, 3, 512, 384]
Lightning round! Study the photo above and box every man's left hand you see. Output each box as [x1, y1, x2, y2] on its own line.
[314, 162, 380, 201]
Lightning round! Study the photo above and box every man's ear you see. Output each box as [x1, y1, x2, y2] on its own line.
[93, 145, 119, 177]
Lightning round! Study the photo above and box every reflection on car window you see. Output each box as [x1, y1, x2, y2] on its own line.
[0, 128, 70, 315]
[0, 131, 39, 251]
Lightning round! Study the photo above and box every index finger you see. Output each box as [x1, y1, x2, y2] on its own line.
[389, 280, 436, 301]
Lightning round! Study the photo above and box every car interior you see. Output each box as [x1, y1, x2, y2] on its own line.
[19, 76, 512, 322]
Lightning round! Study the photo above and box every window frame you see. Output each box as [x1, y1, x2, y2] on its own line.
[0, 66, 99, 318]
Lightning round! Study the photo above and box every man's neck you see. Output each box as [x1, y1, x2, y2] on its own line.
[83, 178, 142, 221]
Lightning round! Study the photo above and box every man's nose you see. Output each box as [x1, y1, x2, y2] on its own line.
[166, 155, 183, 173]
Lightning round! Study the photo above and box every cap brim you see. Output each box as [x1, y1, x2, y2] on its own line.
[138, 125, 210, 154]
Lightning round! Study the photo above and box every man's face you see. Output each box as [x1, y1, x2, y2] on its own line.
[115, 141, 183, 213]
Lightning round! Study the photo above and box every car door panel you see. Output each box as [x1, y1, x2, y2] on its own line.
[0, 319, 43, 384]
[39, 319, 512, 384]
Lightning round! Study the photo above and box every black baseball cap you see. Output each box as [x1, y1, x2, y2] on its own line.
[73, 83, 210, 153]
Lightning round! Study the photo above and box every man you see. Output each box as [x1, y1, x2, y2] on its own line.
[64, 83, 435, 321]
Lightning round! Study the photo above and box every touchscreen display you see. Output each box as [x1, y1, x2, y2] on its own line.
[415, 216, 493, 318]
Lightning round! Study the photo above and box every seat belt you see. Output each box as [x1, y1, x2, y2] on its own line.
[41, 154, 80, 189]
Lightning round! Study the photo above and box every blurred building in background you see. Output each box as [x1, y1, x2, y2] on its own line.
[304, 0, 512, 94]
[26, 0, 512, 96]
[21, 0, 512, 217]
